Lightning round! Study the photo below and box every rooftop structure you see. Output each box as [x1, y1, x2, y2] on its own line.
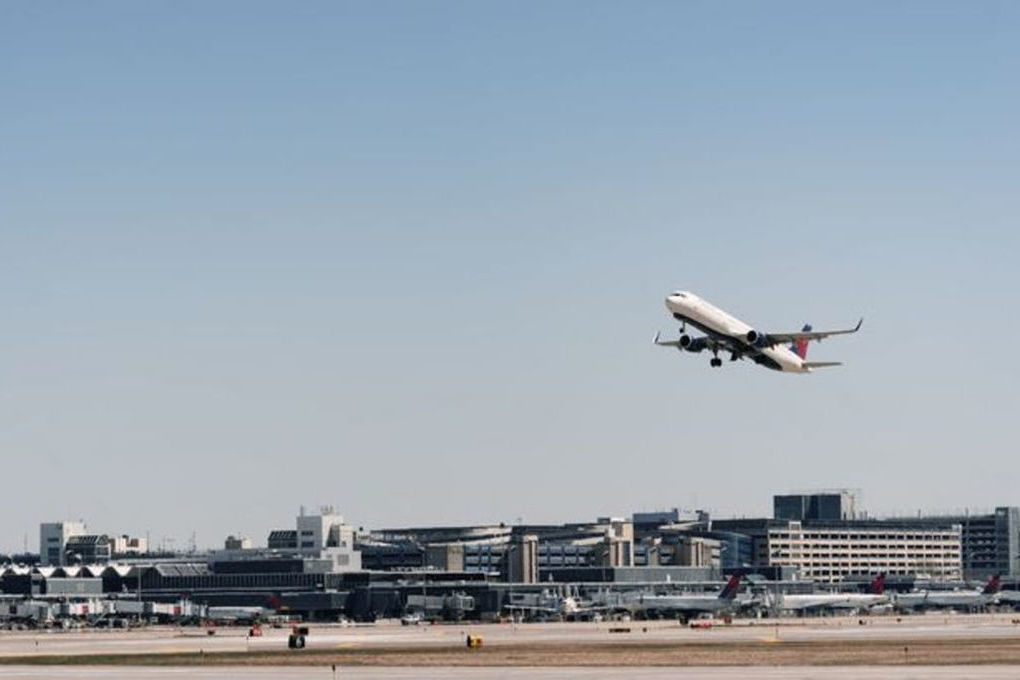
[774, 491, 857, 522]
[39, 521, 86, 566]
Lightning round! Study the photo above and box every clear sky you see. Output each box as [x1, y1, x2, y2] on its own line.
[1, 2, 1018, 552]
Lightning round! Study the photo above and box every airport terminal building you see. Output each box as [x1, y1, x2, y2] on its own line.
[880, 507, 1020, 580]
[714, 517, 963, 582]
[715, 493, 966, 582]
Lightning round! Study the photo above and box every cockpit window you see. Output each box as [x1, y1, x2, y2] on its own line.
[673, 291, 687, 298]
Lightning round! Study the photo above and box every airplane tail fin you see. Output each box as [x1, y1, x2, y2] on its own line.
[719, 574, 741, 600]
[791, 324, 811, 359]
[983, 574, 1001, 594]
[871, 573, 886, 595]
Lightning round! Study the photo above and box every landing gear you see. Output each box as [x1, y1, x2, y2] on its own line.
[710, 357, 722, 368]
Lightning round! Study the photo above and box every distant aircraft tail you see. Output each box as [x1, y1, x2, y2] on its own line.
[983, 574, 1001, 595]
[871, 573, 886, 595]
[791, 324, 811, 359]
[719, 574, 741, 600]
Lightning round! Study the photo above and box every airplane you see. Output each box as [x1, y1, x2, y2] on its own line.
[894, 575, 1001, 611]
[504, 586, 605, 621]
[654, 290, 862, 372]
[994, 586, 1020, 609]
[205, 605, 268, 624]
[611, 575, 748, 621]
[776, 574, 888, 612]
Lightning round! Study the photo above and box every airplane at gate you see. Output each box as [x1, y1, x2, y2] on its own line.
[894, 575, 1001, 611]
[609, 575, 748, 621]
[778, 574, 888, 612]
[655, 290, 862, 372]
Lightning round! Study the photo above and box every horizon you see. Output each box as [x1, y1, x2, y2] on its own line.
[3, 2, 1018, 552]
[6, 495, 1011, 556]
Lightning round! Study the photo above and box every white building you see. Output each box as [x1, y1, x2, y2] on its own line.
[760, 521, 962, 582]
[111, 535, 148, 555]
[296, 506, 360, 571]
[296, 506, 356, 553]
[39, 521, 87, 566]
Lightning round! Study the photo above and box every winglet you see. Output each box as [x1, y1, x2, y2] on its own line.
[653, 331, 661, 345]
[854, 317, 863, 332]
[653, 332, 681, 347]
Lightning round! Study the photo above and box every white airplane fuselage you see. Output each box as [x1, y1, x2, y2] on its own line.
[665, 292, 811, 373]
[632, 592, 752, 614]
[780, 592, 888, 611]
[895, 590, 997, 610]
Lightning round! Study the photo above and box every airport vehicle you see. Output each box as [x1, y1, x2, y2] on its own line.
[622, 575, 747, 621]
[894, 575, 1001, 611]
[400, 612, 424, 626]
[777, 574, 888, 612]
[288, 625, 309, 649]
[655, 290, 861, 371]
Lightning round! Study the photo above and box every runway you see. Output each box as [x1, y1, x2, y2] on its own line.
[2, 666, 1020, 679]
[3, 614, 1020, 671]
[3, 614, 1020, 658]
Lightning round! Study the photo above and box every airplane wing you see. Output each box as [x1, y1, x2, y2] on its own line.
[505, 604, 562, 613]
[764, 318, 863, 345]
[653, 332, 681, 347]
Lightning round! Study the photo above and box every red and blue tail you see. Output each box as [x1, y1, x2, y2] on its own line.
[719, 574, 741, 600]
[791, 324, 811, 359]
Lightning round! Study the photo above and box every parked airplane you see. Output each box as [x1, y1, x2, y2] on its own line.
[777, 574, 887, 612]
[205, 605, 268, 624]
[504, 586, 604, 621]
[994, 587, 1020, 608]
[655, 291, 862, 372]
[615, 575, 748, 621]
[894, 575, 1001, 610]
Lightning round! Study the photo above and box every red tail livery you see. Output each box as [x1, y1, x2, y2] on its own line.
[791, 324, 812, 359]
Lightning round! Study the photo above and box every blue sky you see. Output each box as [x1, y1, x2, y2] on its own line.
[1, 2, 1018, 551]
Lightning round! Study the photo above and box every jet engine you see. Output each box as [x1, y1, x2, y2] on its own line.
[745, 329, 769, 347]
[680, 335, 707, 352]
